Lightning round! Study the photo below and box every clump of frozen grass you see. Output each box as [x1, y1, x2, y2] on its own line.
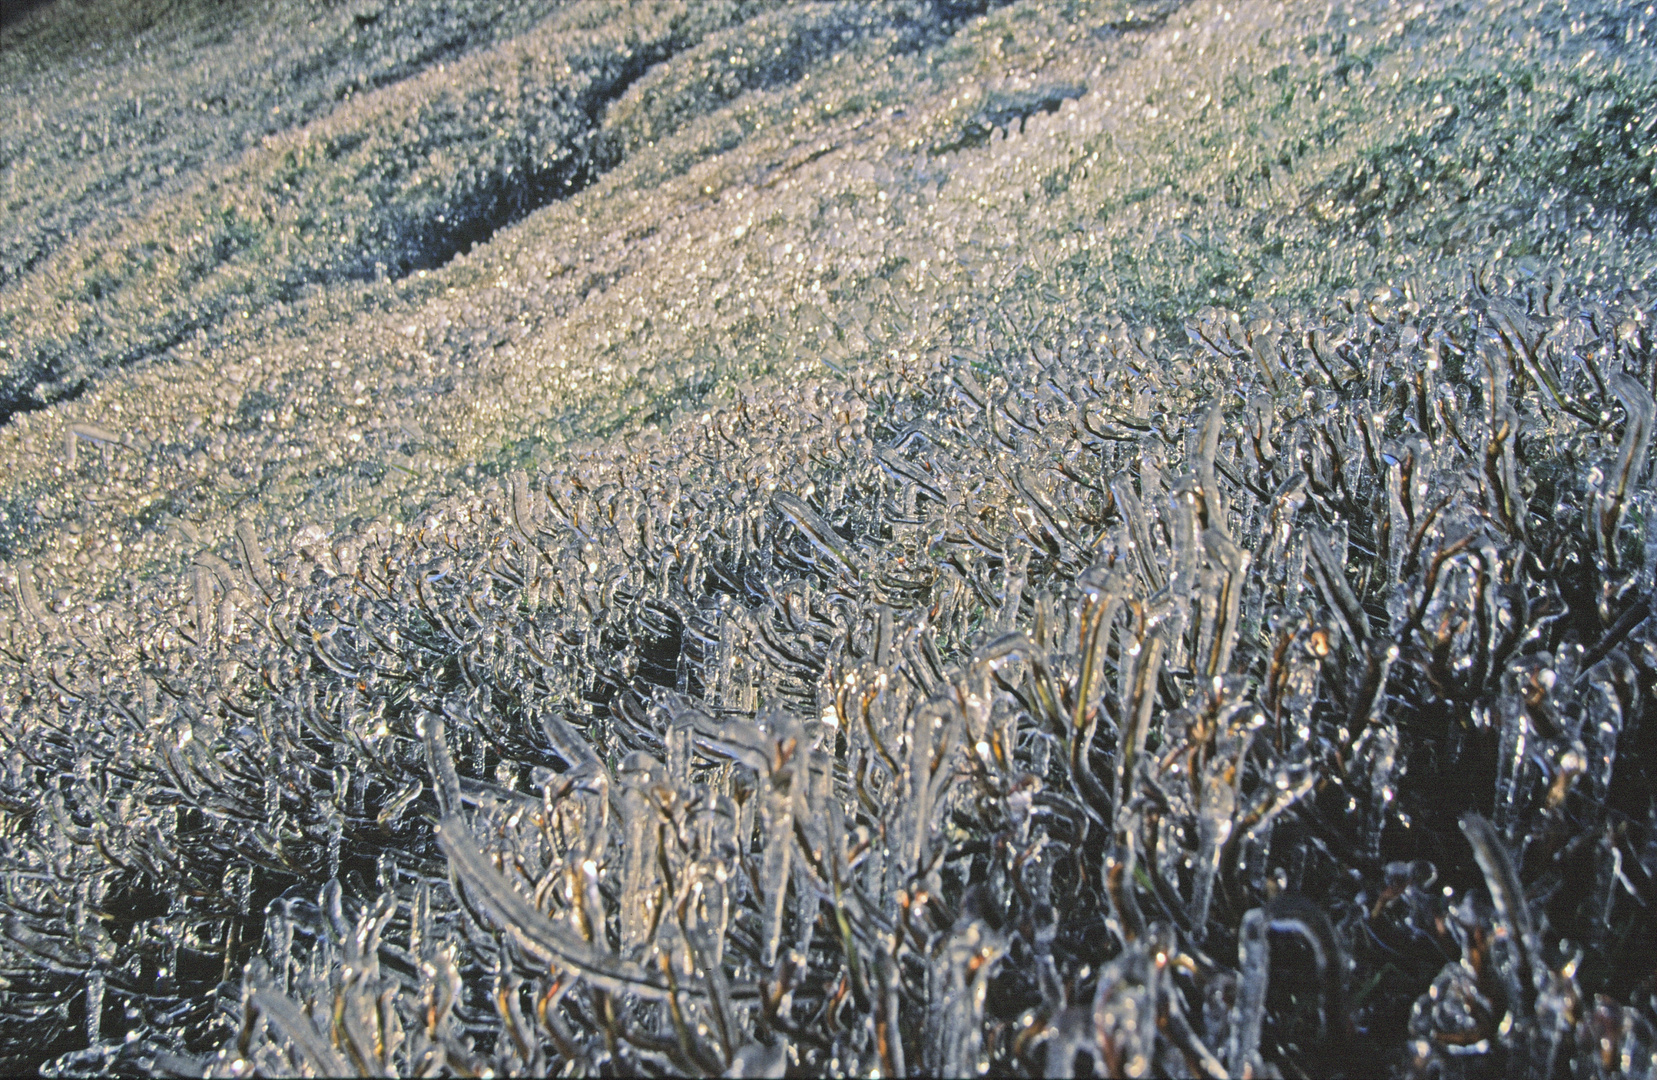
[5, 260, 1657, 1076]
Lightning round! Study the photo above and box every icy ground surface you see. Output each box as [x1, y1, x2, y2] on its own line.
[1, 0, 1656, 1075]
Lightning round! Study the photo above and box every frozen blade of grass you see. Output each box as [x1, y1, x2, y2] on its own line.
[538, 709, 611, 853]
[1582, 662, 1628, 813]
[246, 959, 355, 1079]
[724, 1039, 788, 1078]
[508, 468, 538, 541]
[1225, 907, 1270, 1079]
[1112, 627, 1164, 821]
[1383, 446, 1413, 586]
[1191, 403, 1230, 539]
[491, 971, 545, 1077]
[772, 490, 859, 581]
[758, 781, 794, 971]
[1251, 332, 1287, 395]
[1068, 566, 1121, 811]
[996, 550, 1029, 634]
[1484, 403, 1529, 541]
[678, 700, 774, 776]
[1041, 1006, 1096, 1079]
[1577, 593, 1655, 678]
[1306, 526, 1367, 652]
[1199, 528, 1249, 679]
[330, 892, 401, 1078]
[1110, 476, 1165, 594]
[926, 914, 1005, 1078]
[1091, 929, 1167, 1079]
[1190, 693, 1255, 935]
[1594, 373, 1656, 571]
[1104, 820, 1149, 946]
[191, 564, 215, 652]
[877, 447, 945, 504]
[1493, 683, 1533, 839]
[1007, 464, 1078, 562]
[374, 777, 422, 830]
[1460, 812, 1541, 1055]
[1264, 897, 1346, 1049]
[235, 518, 275, 603]
[908, 699, 964, 875]
[420, 713, 462, 819]
[12, 560, 61, 636]
[1165, 982, 1230, 1080]
[433, 815, 690, 1003]
[1488, 303, 1564, 411]
[82, 969, 102, 1043]
[1163, 482, 1200, 678]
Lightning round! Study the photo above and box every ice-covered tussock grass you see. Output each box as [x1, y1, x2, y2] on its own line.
[5, 266, 1657, 1076]
[311, 0, 1651, 476]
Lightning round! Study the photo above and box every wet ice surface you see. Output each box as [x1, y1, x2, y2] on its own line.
[1, 0, 1657, 1075]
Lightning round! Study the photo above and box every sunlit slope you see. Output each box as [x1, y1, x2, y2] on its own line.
[0, 2, 1005, 420]
[0, 0, 741, 415]
[0, 0, 1650, 618]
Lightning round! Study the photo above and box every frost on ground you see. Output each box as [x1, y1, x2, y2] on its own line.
[0, 0, 1655, 1076]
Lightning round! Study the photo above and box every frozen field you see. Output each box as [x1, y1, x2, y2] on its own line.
[1, 0, 1655, 1075]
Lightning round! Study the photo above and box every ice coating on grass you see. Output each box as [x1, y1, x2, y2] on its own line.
[9, 259, 1655, 1073]
[0, 0, 1656, 1075]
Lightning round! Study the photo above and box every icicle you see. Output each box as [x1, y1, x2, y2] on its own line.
[1364, 722, 1401, 863]
[325, 807, 343, 883]
[616, 751, 663, 951]
[1493, 682, 1531, 838]
[84, 969, 104, 1042]
[1226, 908, 1270, 1078]
[265, 900, 295, 995]
[758, 779, 794, 970]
